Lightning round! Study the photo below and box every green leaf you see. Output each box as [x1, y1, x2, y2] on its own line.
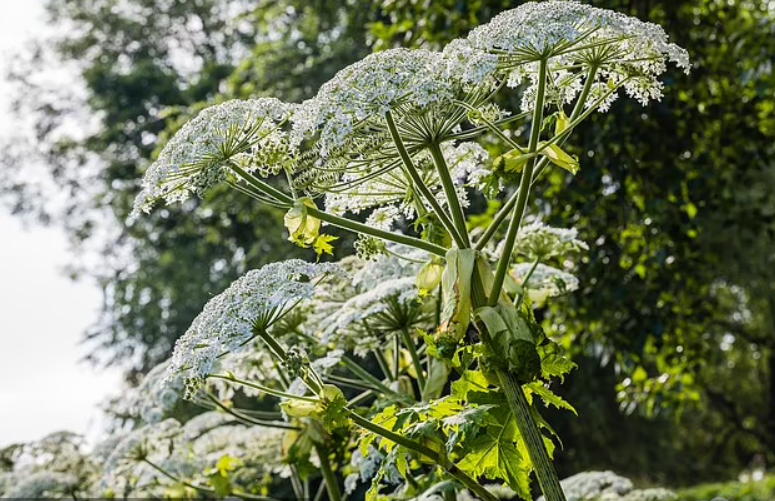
[284, 197, 321, 247]
[475, 305, 541, 383]
[538, 142, 580, 174]
[525, 382, 577, 415]
[457, 406, 532, 500]
[313, 233, 338, 258]
[436, 249, 477, 342]
[539, 347, 577, 383]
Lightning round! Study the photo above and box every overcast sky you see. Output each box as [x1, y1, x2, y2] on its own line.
[0, 1, 123, 448]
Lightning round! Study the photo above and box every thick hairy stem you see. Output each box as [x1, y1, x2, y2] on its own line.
[229, 164, 447, 257]
[347, 411, 499, 501]
[488, 58, 548, 306]
[497, 371, 566, 501]
[428, 142, 471, 247]
[384, 110, 467, 248]
[315, 444, 343, 501]
[470, 278, 567, 501]
[473, 58, 567, 501]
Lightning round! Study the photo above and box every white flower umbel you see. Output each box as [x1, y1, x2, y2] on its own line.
[312, 49, 454, 155]
[123, 360, 185, 424]
[463, 1, 689, 110]
[511, 262, 579, 306]
[2, 471, 79, 498]
[512, 221, 589, 260]
[323, 142, 489, 225]
[131, 98, 294, 216]
[190, 418, 288, 476]
[102, 419, 189, 492]
[164, 260, 342, 397]
[537, 471, 633, 501]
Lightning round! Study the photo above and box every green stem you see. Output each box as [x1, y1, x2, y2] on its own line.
[204, 393, 301, 430]
[384, 110, 467, 248]
[428, 142, 471, 247]
[230, 164, 447, 257]
[346, 411, 499, 501]
[400, 327, 427, 392]
[307, 205, 447, 257]
[207, 374, 319, 403]
[374, 349, 395, 382]
[475, 65, 601, 251]
[315, 445, 343, 501]
[393, 334, 401, 380]
[488, 58, 548, 306]
[471, 59, 569, 501]
[342, 356, 405, 400]
[514, 257, 541, 308]
[497, 370, 566, 501]
[143, 459, 278, 501]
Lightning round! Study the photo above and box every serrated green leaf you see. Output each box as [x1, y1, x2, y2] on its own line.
[539, 350, 578, 383]
[525, 382, 577, 415]
[457, 405, 532, 500]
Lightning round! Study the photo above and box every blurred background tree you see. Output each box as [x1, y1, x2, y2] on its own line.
[2, 0, 774, 487]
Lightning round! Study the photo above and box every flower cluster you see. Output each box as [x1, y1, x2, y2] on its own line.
[131, 98, 293, 217]
[537, 471, 676, 501]
[453, 1, 689, 111]
[511, 262, 580, 306]
[164, 260, 341, 397]
[512, 221, 589, 260]
[323, 142, 490, 231]
[1, 471, 79, 498]
[307, 49, 461, 156]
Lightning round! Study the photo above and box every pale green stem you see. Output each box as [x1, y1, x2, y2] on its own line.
[342, 356, 406, 400]
[488, 58, 548, 306]
[207, 373, 319, 402]
[384, 110, 467, 248]
[229, 164, 447, 257]
[373, 348, 395, 382]
[428, 142, 471, 247]
[474, 65, 601, 251]
[514, 257, 541, 308]
[315, 444, 343, 501]
[471, 57, 569, 501]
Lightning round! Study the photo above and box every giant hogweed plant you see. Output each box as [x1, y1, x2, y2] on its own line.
[113, 3, 689, 501]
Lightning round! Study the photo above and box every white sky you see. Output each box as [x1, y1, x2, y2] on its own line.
[0, 1, 123, 448]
